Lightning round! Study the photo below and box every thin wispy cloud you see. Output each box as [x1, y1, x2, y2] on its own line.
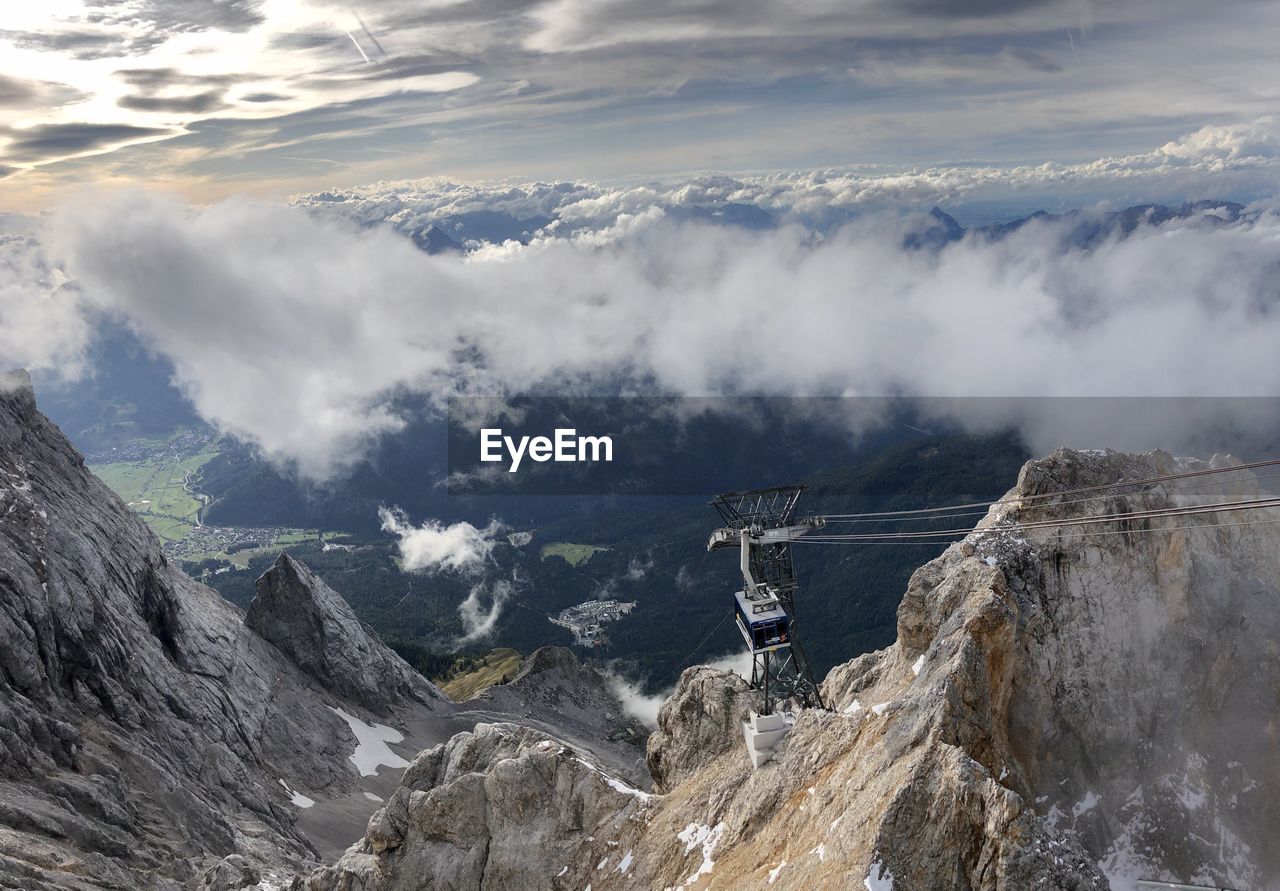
[1, 1, 1279, 205]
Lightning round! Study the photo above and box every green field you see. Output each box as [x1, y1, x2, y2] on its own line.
[539, 542, 608, 567]
[90, 447, 221, 541]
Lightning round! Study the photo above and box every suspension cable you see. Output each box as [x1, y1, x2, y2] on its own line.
[819, 467, 1280, 526]
[799, 496, 1280, 544]
[795, 515, 1280, 547]
[817, 457, 1280, 520]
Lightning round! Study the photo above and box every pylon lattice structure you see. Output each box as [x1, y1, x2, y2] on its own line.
[708, 485, 826, 715]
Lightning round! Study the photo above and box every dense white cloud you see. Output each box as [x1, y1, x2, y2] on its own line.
[0, 218, 89, 378]
[294, 121, 1280, 235]
[377, 506, 515, 641]
[379, 508, 505, 573]
[6, 169, 1280, 474]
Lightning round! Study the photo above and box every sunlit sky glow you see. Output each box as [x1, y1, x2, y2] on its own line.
[1, 0, 1278, 208]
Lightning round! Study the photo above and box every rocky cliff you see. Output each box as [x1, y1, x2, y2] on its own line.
[247, 553, 444, 714]
[300, 448, 1280, 890]
[0, 371, 453, 889]
[0, 369, 649, 889]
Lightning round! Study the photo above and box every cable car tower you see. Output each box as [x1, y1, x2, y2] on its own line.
[708, 485, 826, 717]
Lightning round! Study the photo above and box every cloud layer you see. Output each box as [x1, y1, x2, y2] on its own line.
[16, 181, 1280, 474]
[3, 1, 1280, 204]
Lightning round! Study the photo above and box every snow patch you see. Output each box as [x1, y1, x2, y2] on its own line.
[1072, 790, 1099, 818]
[574, 757, 654, 801]
[617, 851, 633, 874]
[911, 654, 925, 676]
[277, 779, 314, 809]
[676, 822, 725, 887]
[767, 861, 787, 884]
[363, 792, 384, 802]
[328, 706, 410, 777]
[811, 843, 827, 862]
[865, 858, 895, 890]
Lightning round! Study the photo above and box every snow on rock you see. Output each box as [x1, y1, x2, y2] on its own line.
[298, 449, 1280, 890]
[675, 821, 724, 887]
[328, 706, 411, 777]
[277, 779, 315, 809]
[864, 858, 894, 890]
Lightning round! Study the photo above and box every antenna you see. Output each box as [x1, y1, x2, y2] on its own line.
[708, 485, 827, 717]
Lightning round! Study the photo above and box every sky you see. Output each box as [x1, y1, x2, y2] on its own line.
[3, 1, 1280, 480]
[2, 0, 1280, 208]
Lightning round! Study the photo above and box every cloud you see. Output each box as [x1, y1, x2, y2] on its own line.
[625, 555, 653, 581]
[16, 179, 1280, 475]
[2, 123, 177, 165]
[456, 578, 513, 642]
[603, 668, 668, 727]
[379, 507, 505, 573]
[605, 648, 754, 727]
[2, 0, 1278, 202]
[118, 90, 229, 115]
[292, 120, 1280, 237]
[0, 75, 86, 110]
[0, 223, 90, 379]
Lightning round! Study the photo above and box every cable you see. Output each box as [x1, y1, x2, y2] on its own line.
[819, 467, 1280, 527]
[806, 495, 1280, 542]
[661, 608, 733, 685]
[796, 515, 1280, 547]
[817, 457, 1280, 521]
[798, 497, 1280, 545]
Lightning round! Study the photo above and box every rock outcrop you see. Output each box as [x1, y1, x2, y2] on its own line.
[0, 371, 449, 889]
[456, 646, 649, 784]
[300, 448, 1280, 890]
[247, 553, 445, 713]
[296, 722, 655, 891]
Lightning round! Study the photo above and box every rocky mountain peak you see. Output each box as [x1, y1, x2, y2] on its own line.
[246, 552, 443, 714]
[0, 371, 455, 889]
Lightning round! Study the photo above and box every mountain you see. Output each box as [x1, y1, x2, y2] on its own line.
[0, 370, 638, 887]
[0, 369, 454, 888]
[245, 553, 444, 714]
[972, 200, 1247, 248]
[300, 448, 1280, 890]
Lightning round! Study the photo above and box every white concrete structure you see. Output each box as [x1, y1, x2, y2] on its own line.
[742, 711, 792, 768]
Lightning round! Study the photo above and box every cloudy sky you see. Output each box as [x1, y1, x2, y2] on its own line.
[3, 1, 1280, 479]
[2, 0, 1279, 208]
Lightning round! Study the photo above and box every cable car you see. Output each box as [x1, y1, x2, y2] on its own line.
[733, 590, 791, 654]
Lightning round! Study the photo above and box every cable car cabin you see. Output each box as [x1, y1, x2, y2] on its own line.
[733, 590, 791, 654]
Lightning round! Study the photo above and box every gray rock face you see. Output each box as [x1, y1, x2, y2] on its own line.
[295, 722, 655, 891]
[645, 666, 752, 793]
[299, 448, 1280, 890]
[0, 372, 447, 889]
[247, 552, 445, 713]
[457, 646, 649, 786]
